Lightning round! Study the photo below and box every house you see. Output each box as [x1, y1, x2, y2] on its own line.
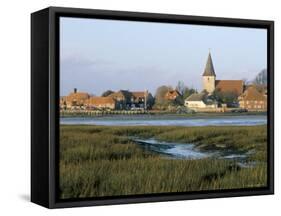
[185, 92, 218, 111]
[164, 90, 181, 100]
[202, 52, 244, 95]
[60, 88, 90, 109]
[108, 90, 132, 109]
[238, 85, 267, 111]
[131, 91, 153, 109]
[85, 96, 116, 110]
[108, 90, 153, 109]
[108, 90, 130, 102]
[60, 96, 67, 109]
[131, 91, 146, 102]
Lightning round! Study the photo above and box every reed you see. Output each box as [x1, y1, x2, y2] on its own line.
[59, 125, 267, 199]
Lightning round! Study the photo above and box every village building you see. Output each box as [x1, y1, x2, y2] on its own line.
[108, 90, 130, 102]
[238, 85, 267, 111]
[60, 88, 154, 110]
[85, 96, 116, 110]
[130, 91, 147, 105]
[185, 52, 245, 111]
[202, 52, 244, 95]
[108, 90, 153, 109]
[131, 91, 152, 109]
[60, 88, 90, 109]
[107, 90, 132, 109]
[185, 92, 218, 111]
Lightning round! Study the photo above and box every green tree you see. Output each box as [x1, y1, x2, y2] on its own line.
[183, 88, 197, 99]
[213, 90, 238, 106]
[146, 93, 155, 109]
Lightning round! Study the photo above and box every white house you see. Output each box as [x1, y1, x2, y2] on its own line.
[185, 92, 218, 111]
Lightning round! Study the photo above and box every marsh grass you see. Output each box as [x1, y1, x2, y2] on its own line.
[59, 125, 267, 199]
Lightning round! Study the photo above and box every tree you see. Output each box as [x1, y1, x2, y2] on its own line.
[213, 90, 238, 106]
[175, 81, 186, 96]
[154, 84, 197, 109]
[154, 85, 172, 104]
[175, 80, 197, 100]
[183, 88, 197, 99]
[146, 93, 155, 109]
[253, 69, 267, 85]
[101, 90, 114, 97]
[242, 78, 250, 86]
[153, 85, 173, 110]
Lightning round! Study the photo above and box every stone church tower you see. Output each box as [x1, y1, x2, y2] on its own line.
[202, 52, 216, 94]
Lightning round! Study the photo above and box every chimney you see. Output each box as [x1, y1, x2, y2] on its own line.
[74, 88, 77, 93]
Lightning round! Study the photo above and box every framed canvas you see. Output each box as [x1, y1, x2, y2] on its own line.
[31, 6, 274, 208]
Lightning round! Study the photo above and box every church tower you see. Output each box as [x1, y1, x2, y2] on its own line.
[202, 52, 216, 94]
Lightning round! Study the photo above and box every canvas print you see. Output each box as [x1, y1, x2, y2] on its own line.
[59, 17, 268, 199]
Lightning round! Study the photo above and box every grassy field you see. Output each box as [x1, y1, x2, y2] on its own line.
[59, 125, 267, 199]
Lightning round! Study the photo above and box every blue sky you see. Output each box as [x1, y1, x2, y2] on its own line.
[60, 17, 267, 96]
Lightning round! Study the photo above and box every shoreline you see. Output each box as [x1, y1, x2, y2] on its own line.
[60, 112, 267, 119]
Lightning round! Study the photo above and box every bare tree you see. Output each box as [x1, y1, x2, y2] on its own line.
[253, 69, 267, 85]
[154, 85, 172, 104]
[175, 80, 185, 95]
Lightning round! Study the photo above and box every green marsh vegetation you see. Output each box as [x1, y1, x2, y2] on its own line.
[59, 125, 267, 199]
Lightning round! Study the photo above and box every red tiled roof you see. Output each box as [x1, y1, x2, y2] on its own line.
[215, 80, 243, 95]
[86, 96, 115, 105]
[239, 86, 266, 101]
[61, 92, 90, 106]
[67, 92, 90, 100]
[108, 91, 127, 99]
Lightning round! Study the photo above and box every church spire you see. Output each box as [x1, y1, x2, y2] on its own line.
[202, 52, 216, 77]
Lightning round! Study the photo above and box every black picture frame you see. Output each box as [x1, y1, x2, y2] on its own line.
[31, 6, 274, 209]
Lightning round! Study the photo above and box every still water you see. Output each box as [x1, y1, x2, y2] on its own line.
[133, 138, 250, 161]
[60, 115, 267, 126]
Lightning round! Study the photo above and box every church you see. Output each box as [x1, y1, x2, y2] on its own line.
[202, 52, 244, 95]
[185, 52, 244, 110]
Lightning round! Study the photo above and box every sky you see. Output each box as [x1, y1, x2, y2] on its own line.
[60, 17, 267, 96]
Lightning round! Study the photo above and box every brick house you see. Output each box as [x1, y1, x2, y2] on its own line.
[85, 96, 116, 110]
[60, 88, 90, 109]
[238, 85, 267, 111]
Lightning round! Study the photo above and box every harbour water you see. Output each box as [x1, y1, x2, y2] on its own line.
[60, 115, 267, 126]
